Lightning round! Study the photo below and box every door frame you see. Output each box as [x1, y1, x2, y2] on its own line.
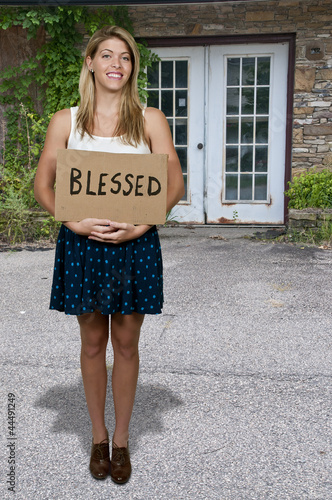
[145, 33, 296, 224]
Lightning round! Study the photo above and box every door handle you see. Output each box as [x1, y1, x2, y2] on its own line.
[197, 143, 204, 150]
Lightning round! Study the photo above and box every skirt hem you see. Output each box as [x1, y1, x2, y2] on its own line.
[49, 305, 163, 316]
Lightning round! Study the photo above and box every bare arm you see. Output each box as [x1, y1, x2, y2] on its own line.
[34, 109, 70, 217]
[34, 109, 111, 235]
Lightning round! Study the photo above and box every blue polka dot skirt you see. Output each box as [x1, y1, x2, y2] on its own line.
[49, 225, 163, 316]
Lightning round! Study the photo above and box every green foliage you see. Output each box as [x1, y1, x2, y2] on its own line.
[137, 42, 160, 102]
[0, 186, 29, 243]
[0, 193, 61, 243]
[0, 6, 157, 243]
[0, 6, 140, 113]
[285, 169, 332, 209]
[1, 105, 50, 212]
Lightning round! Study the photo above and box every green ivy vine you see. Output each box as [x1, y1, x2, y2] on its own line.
[0, 6, 157, 242]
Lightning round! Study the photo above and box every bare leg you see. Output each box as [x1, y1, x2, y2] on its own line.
[111, 312, 144, 447]
[78, 311, 109, 444]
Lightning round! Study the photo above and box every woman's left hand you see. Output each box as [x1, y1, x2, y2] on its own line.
[89, 221, 150, 244]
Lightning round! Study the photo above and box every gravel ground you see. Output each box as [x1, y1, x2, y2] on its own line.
[1, 226, 331, 500]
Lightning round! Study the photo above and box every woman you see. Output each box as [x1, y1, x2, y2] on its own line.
[34, 25, 184, 484]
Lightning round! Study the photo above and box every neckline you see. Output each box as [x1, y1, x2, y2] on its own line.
[91, 134, 123, 139]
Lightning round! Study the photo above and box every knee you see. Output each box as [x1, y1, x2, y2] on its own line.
[111, 313, 142, 361]
[81, 333, 108, 359]
[81, 342, 107, 360]
[112, 337, 139, 361]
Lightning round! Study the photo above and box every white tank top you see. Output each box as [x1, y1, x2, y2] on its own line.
[67, 106, 151, 154]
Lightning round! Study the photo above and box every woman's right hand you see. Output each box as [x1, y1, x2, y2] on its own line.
[64, 218, 115, 237]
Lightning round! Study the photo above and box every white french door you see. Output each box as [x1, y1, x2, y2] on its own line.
[146, 46, 205, 223]
[206, 43, 288, 224]
[147, 42, 289, 224]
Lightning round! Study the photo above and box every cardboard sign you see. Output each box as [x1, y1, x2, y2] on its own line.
[55, 149, 168, 225]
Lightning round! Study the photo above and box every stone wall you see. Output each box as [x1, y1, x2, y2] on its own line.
[288, 208, 332, 228]
[129, 0, 332, 175]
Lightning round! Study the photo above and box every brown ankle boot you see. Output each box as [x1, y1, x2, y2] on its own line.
[110, 440, 131, 484]
[89, 435, 110, 480]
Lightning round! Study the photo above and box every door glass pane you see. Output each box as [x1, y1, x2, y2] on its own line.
[176, 61, 188, 88]
[147, 62, 159, 89]
[254, 174, 268, 200]
[175, 119, 187, 145]
[240, 146, 253, 172]
[161, 90, 173, 117]
[147, 58, 189, 202]
[182, 175, 188, 200]
[241, 118, 254, 143]
[227, 88, 239, 115]
[242, 57, 255, 86]
[256, 87, 269, 114]
[240, 175, 252, 200]
[225, 175, 238, 200]
[226, 118, 239, 143]
[161, 61, 173, 88]
[227, 58, 240, 86]
[225, 146, 238, 172]
[255, 146, 268, 172]
[177, 148, 188, 200]
[147, 90, 159, 109]
[224, 55, 271, 202]
[257, 57, 270, 85]
[176, 147, 187, 174]
[175, 90, 187, 117]
[256, 118, 269, 143]
[241, 88, 254, 115]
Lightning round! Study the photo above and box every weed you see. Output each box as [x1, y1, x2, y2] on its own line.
[279, 220, 332, 248]
[164, 210, 180, 226]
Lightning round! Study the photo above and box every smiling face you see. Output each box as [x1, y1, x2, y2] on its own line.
[86, 37, 133, 94]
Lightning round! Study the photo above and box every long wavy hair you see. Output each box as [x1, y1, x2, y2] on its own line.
[76, 26, 146, 146]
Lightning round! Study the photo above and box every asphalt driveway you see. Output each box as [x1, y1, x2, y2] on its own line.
[1, 226, 331, 500]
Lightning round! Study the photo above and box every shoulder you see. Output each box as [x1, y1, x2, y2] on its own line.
[144, 107, 166, 123]
[49, 108, 71, 127]
[143, 107, 175, 154]
[42, 108, 71, 151]
[46, 108, 71, 139]
[144, 107, 169, 135]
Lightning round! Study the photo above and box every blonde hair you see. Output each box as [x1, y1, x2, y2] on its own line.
[77, 26, 146, 146]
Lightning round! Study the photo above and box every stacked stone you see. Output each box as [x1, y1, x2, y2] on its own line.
[129, 0, 331, 37]
[293, 65, 332, 175]
[288, 208, 332, 228]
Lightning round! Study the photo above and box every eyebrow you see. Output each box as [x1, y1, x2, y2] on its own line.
[100, 48, 131, 55]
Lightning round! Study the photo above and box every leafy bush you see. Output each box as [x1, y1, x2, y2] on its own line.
[285, 169, 332, 209]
